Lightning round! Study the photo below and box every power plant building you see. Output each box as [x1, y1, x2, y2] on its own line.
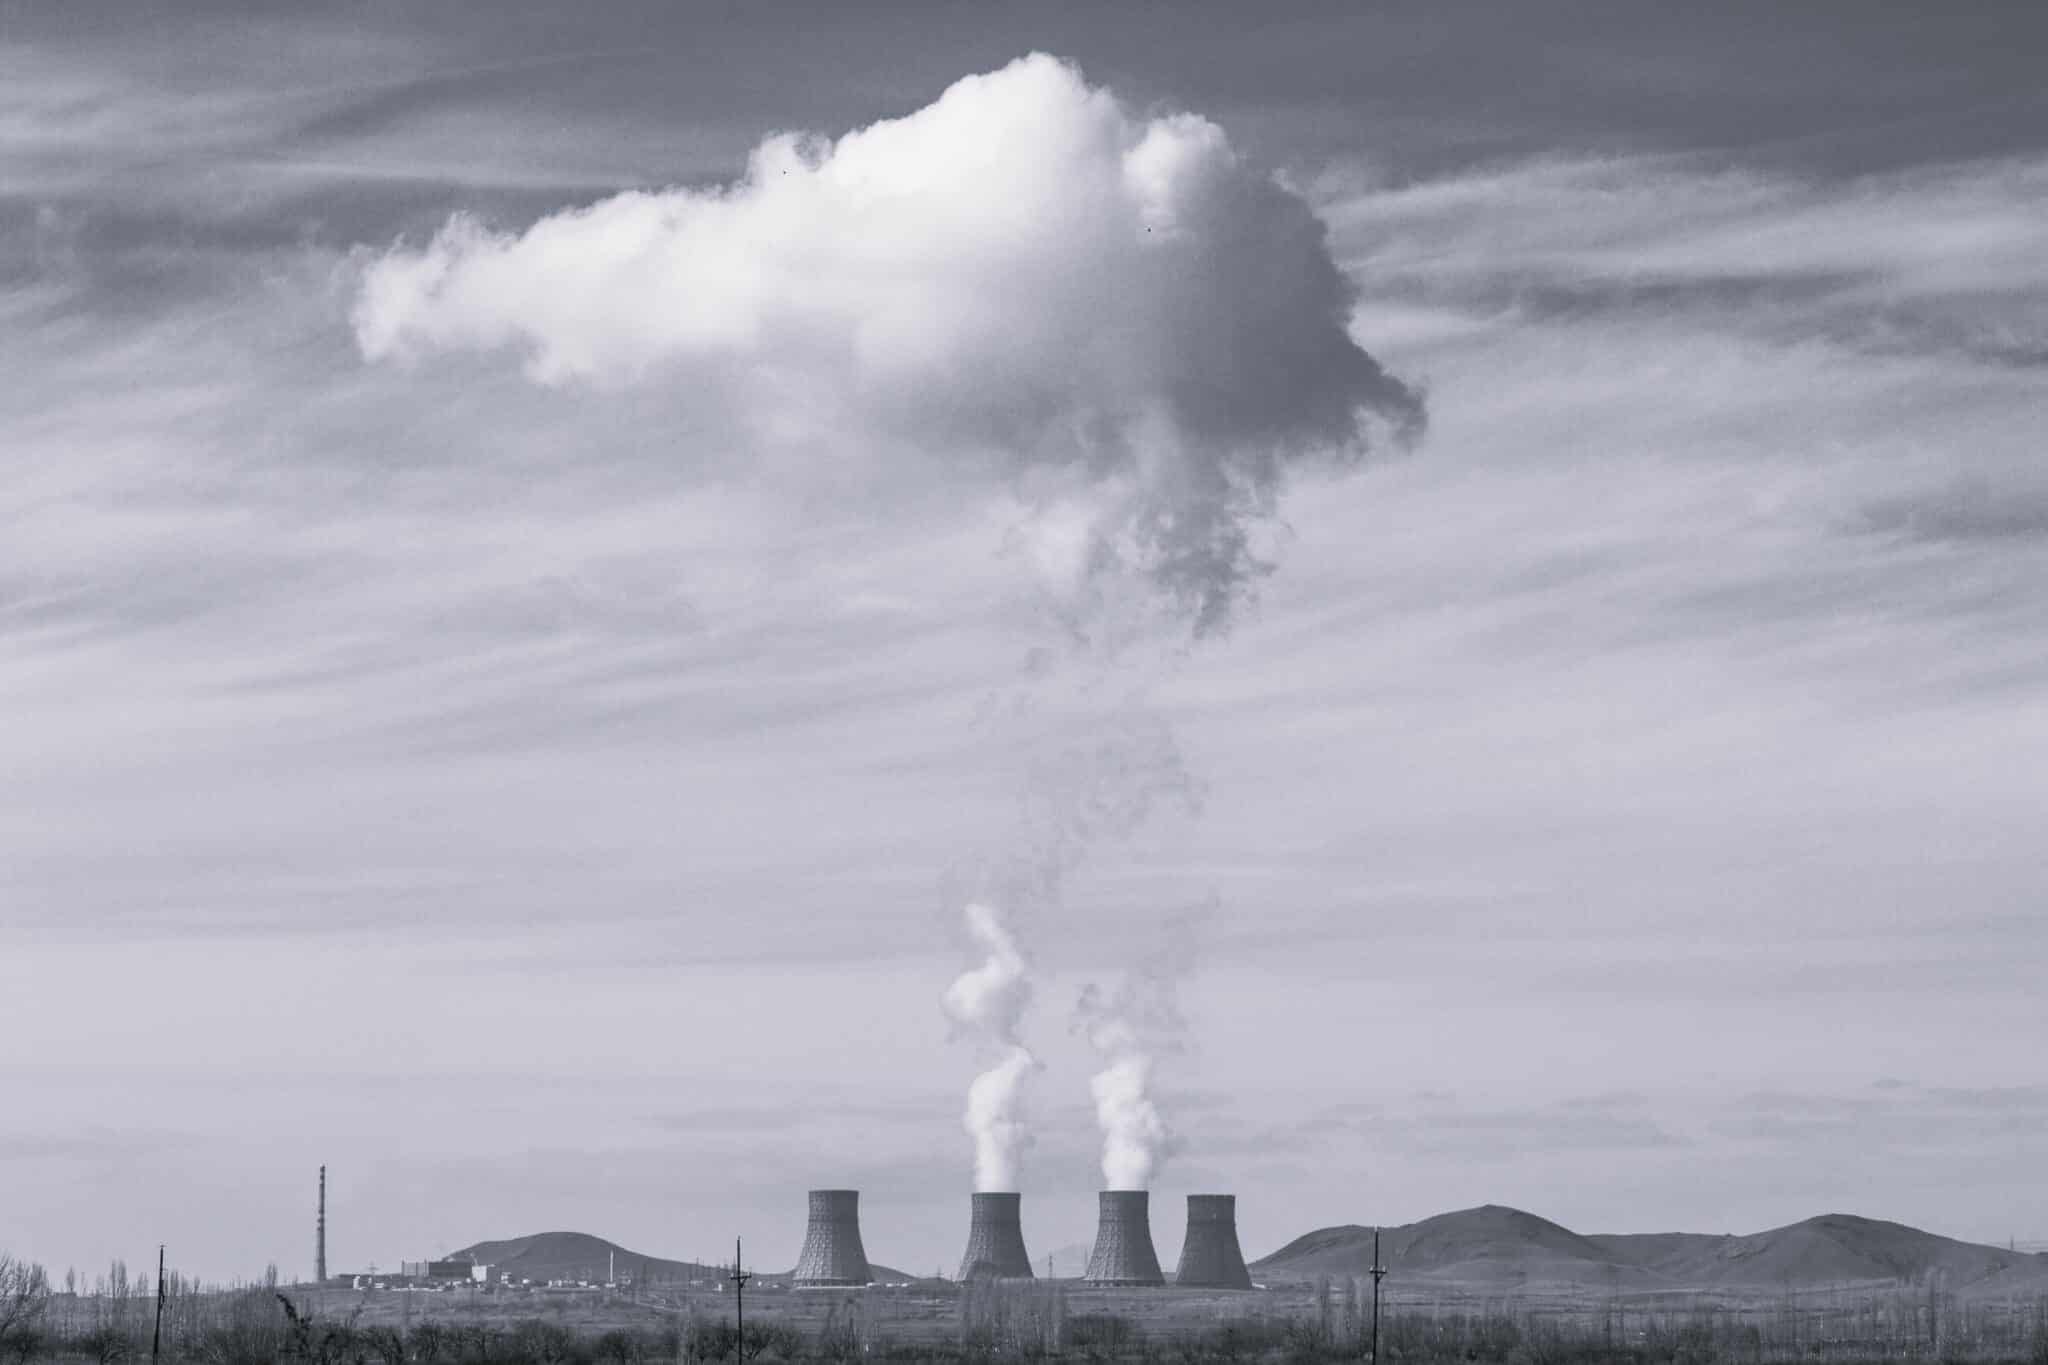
[1174, 1194, 1253, 1289]
[1082, 1190, 1165, 1287]
[956, 1192, 1034, 1280]
[399, 1260, 491, 1284]
[793, 1189, 873, 1287]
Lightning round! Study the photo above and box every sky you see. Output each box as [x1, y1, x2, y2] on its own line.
[3, 0, 2046, 1285]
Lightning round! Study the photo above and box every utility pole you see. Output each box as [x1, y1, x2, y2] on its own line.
[727, 1238, 752, 1364]
[151, 1245, 166, 1365]
[1368, 1227, 1389, 1365]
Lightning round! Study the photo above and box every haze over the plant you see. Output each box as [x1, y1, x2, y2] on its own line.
[3, 0, 2047, 1285]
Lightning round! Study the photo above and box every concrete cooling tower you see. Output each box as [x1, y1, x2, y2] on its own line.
[1082, 1190, 1165, 1287]
[957, 1192, 1034, 1280]
[793, 1189, 872, 1287]
[1174, 1194, 1253, 1289]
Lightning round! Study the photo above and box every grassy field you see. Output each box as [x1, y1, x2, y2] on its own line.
[399, 1281, 2048, 1337]
[13, 1271, 2048, 1363]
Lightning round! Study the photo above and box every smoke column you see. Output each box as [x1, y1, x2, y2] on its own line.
[942, 902, 1038, 1190]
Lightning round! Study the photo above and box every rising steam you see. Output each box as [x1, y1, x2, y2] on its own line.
[1075, 922, 1197, 1189]
[353, 50, 1420, 1199]
[942, 902, 1039, 1190]
[988, 706, 1205, 911]
[353, 52, 1422, 639]
[1088, 1054, 1171, 1191]
[942, 703, 1201, 1189]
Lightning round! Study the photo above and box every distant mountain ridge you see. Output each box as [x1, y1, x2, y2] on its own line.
[1252, 1206, 2048, 1298]
[449, 1231, 914, 1286]
[449, 1213, 2048, 1296]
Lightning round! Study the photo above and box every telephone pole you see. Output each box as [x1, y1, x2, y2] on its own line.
[152, 1245, 166, 1365]
[728, 1238, 752, 1364]
[1368, 1227, 1389, 1365]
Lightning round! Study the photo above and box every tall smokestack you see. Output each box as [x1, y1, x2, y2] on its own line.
[1174, 1194, 1252, 1289]
[316, 1166, 327, 1286]
[1082, 1190, 1164, 1287]
[957, 1192, 1034, 1280]
[793, 1189, 873, 1288]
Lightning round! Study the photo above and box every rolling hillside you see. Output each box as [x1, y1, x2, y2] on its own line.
[1585, 1214, 2045, 1291]
[1253, 1207, 2048, 1297]
[1255, 1205, 1658, 1289]
[451, 1232, 722, 1286]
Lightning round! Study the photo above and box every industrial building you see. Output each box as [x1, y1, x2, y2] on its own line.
[399, 1260, 492, 1284]
[1082, 1190, 1165, 1287]
[1173, 1194, 1253, 1289]
[792, 1189, 873, 1287]
[956, 1192, 1034, 1280]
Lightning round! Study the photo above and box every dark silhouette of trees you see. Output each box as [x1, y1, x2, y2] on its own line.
[0, 1257, 50, 1364]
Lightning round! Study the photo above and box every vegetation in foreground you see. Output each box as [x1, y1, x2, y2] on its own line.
[6, 1254, 2048, 1365]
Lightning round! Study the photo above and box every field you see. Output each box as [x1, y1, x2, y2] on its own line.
[12, 1270, 2048, 1365]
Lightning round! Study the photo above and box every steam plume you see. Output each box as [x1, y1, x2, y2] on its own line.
[353, 52, 1422, 639]
[962, 1045, 1036, 1192]
[941, 704, 1200, 1188]
[1090, 1053, 1171, 1191]
[353, 49, 1419, 1199]
[1075, 920, 1197, 1189]
[990, 705, 1204, 910]
[942, 902, 1039, 1190]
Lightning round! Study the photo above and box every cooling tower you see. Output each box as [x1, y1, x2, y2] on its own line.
[1174, 1194, 1252, 1289]
[956, 1192, 1034, 1280]
[793, 1189, 873, 1287]
[1082, 1190, 1164, 1287]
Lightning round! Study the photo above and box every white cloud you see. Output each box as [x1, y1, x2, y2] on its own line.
[353, 53, 1422, 636]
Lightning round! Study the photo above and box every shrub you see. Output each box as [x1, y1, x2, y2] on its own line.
[1068, 1313, 1139, 1352]
[77, 1324, 132, 1365]
[591, 1329, 642, 1365]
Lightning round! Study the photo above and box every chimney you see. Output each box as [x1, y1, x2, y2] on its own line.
[1082, 1190, 1164, 1287]
[316, 1166, 327, 1286]
[957, 1192, 1034, 1280]
[793, 1189, 873, 1288]
[1174, 1194, 1252, 1289]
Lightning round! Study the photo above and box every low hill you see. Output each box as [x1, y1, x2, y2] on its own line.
[452, 1232, 723, 1286]
[1255, 1205, 1658, 1289]
[451, 1231, 914, 1286]
[1255, 1208, 2048, 1297]
[1587, 1214, 2045, 1292]
[1044, 1243, 1095, 1280]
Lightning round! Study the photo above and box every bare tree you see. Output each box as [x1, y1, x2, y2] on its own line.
[0, 1256, 51, 1361]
